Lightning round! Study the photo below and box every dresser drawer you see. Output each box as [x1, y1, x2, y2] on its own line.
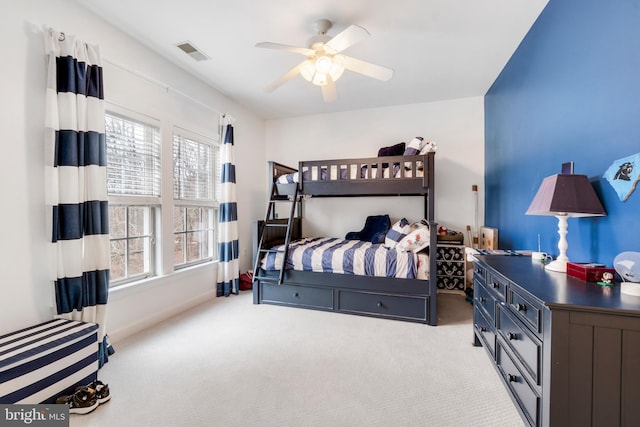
[437, 245, 465, 261]
[438, 275, 465, 291]
[474, 282, 496, 323]
[436, 261, 465, 278]
[338, 291, 428, 322]
[508, 287, 542, 335]
[486, 271, 508, 301]
[473, 261, 486, 284]
[499, 307, 542, 385]
[474, 306, 496, 358]
[496, 341, 540, 427]
[261, 283, 334, 310]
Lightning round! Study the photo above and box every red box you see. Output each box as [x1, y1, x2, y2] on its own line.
[566, 262, 615, 282]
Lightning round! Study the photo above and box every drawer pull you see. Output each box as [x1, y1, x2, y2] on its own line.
[294, 292, 299, 298]
[480, 327, 488, 333]
[377, 302, 383, 308]
[508, 374, 519, 383]
[508, 332, 518, 341]
[477, 297, 486, 303]
[492, 282, 499, 289]
[516, 303, 527, 312]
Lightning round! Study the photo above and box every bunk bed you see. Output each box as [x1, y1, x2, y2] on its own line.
[252, 152, 438, 325]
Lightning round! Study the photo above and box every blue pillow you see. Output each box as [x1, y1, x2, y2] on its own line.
[345, 215, 391, 244]
[377, 142, 406, 157]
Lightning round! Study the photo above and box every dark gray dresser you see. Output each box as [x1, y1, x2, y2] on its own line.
[473, 255, 640, 427]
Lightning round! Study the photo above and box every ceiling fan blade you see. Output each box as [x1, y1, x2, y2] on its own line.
[342, 55, 393, 81]
[264, 61, 306, 93]
[255, 42, 316, 56]
[323, 25, 370, 54]
[321, 77, 337, 103]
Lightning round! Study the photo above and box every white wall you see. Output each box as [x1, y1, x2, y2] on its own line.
[0, 0, 265, 342]
[265, 97, 485, 239]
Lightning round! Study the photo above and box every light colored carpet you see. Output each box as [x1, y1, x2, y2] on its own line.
[70, 291, 525, 427]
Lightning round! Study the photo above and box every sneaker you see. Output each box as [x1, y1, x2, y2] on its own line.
[56, 386, 98, 414]
[79, 380, 111, 404]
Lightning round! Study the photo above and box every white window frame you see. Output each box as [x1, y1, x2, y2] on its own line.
[172, 127, 219, 269]
[105, 107, 161, 286]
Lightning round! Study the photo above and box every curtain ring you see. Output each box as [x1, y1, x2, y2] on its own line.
[58, 32, 66, 41]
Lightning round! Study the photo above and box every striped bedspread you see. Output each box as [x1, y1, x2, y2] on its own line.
[261, 237, 420, 279]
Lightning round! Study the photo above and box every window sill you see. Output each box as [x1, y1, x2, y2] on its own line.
[108, 260, 217, 297]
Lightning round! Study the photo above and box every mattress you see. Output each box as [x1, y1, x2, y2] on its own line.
[0, 319, 99, 404]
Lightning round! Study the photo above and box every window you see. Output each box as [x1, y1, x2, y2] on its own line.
[173, 206, 214, 266]
[105, 111, 161, 285]
[173, 131, 218, 268]
[109, 205, 154, 282]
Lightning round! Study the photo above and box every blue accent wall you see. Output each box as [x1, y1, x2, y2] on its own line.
[485, 0, 640, 265]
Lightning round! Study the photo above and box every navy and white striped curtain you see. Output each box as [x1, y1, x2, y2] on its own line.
[217, 120, 239, 296]
[45, 29, 112, 367]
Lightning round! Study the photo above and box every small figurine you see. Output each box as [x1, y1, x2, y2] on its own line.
[598, 271, 614, 286]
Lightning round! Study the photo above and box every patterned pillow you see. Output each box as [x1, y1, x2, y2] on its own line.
[396, 221, 430, 253]
[402, 137, 425, 155]
[385, 218, 411, 249]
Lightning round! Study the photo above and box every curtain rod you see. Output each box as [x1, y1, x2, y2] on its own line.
[102, 56, 234, 122]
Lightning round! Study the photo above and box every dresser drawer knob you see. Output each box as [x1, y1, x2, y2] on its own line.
[294, 292, 299, 298]
[480, 327, 488, 333]
[508, 332, 518, 341]
[377, 302, 383, 308]
[477, 297, 486, 303]
[508, 374, 518, 383]
[492, 282, 499, 289]
[516, 303, 527, 312]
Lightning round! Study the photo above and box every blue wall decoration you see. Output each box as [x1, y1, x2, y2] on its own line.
[485, 0, 640, 266]
[603, 153, 640, 202]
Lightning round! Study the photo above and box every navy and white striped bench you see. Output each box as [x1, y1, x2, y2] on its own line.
[0, 319, 99, 404]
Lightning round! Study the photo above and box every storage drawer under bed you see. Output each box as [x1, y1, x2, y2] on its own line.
[260, 282, 334, 310]
[337, 290, 428, 322]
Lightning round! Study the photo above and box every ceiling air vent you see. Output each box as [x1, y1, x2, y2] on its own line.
[176, 41, 210, 62]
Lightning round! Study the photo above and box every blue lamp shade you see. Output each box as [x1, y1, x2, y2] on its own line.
[526, 174, 606, 273]
[526, 174, 607, 218]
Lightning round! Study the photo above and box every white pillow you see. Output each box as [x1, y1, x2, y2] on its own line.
[385, 218, 411, 249]
[396, 221, 430, 253]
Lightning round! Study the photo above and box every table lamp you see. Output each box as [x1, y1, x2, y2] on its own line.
[526, 174, 607, 273]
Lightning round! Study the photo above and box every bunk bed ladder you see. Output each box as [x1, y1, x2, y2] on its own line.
[253, 184, 301, 285]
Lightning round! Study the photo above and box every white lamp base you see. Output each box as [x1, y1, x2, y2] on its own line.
[545, 259, 567, 273]
[621, 282, 640, 296]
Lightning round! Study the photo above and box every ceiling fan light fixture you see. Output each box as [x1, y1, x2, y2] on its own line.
[300, 55, 344, 86]
[312, 72, 328, 86]
[329, 54, 345, 81]
[300, 60, 315, 81]
[315, 55, 332, 74]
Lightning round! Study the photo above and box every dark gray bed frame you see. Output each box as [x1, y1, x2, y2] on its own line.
[252, 152, 438, 325]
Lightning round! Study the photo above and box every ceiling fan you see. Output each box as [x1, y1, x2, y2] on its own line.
[256, 19, 393, 102]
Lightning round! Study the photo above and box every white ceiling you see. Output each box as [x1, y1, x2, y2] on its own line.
[75, 0, 548, 120]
